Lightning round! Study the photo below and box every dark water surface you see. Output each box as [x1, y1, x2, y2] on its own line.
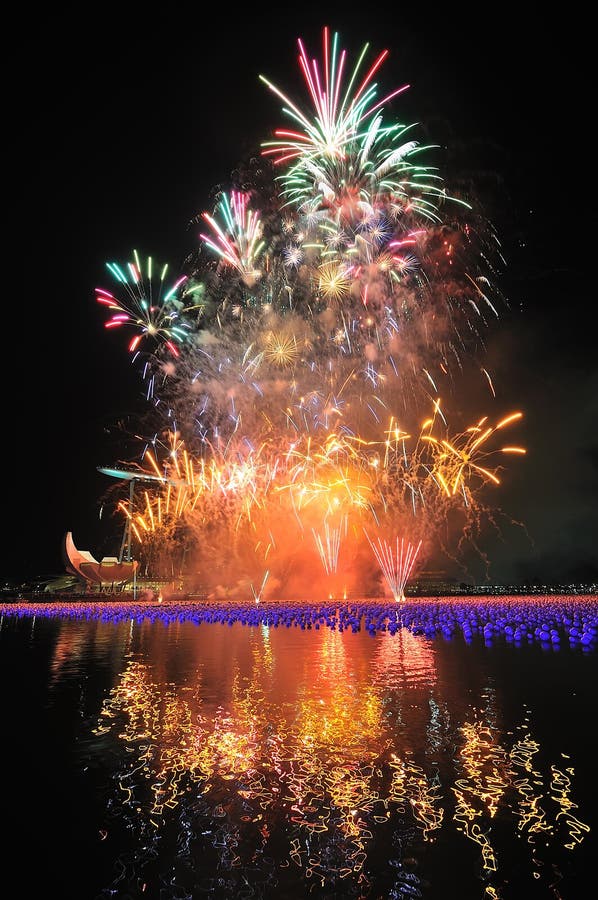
[1, 600, 596, 899]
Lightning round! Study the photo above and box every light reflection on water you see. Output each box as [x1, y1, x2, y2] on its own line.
[3, 611, 596, 899]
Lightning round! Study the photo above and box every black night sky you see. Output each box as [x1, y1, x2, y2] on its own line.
[6, 7, 596, 586]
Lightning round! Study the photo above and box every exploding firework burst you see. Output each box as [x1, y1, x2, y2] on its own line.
[200, 191, 265, 284]
[260, 27, 466, 225]
[96, 250, 190, 355]
[263, 331, 300, 367]
[317, 261, 353, 300]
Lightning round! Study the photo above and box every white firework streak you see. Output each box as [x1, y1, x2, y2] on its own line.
[365, 532, 422, 601]
[312, 521, 344, 575]
[251, 569, 270, 603]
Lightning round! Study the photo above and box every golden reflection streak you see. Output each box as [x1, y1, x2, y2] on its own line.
[388, 753, 444, 840]
[510, 728, 553, 839]
[453, 719, 513, 872]
[550, 765, 591, 849]
[91, 627, 590, 891]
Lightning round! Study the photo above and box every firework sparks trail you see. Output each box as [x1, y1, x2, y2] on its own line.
[365, 533, 422, 602]
[312, 518, 346, 576]
[251, 570, 270, 604]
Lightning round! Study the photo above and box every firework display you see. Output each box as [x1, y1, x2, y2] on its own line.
[96, 28, 524, 598]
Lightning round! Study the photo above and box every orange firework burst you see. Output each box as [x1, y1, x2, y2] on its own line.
[110, 399, 524, 591]
[317, 262, 352, 300]
[263, 331, 300, 367]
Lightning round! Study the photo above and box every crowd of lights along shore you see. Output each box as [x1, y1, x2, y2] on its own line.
[95, 27, 525, 600]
